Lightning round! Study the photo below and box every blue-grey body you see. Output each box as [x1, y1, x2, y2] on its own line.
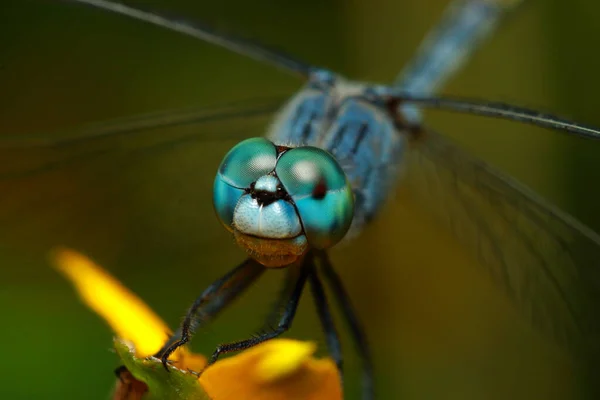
[267, 74, 405, 235]
[266, 0, 518, 236]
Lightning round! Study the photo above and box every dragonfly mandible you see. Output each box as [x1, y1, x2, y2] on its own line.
[3, 0, 600, 399]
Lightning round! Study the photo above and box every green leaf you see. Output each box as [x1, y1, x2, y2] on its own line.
[113, 339, 210, 400]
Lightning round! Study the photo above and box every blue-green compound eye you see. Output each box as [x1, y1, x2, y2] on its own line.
[275, 147, 354, 249]
[217, 138, 277, 188]
[213, 138, 278, 228]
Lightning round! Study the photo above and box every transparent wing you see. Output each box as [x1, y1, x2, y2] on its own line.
[404, 127, 600, 361]
[0, 97, 284, 178]
[0, 98, 282, 260]
[63, 0, 312, 77]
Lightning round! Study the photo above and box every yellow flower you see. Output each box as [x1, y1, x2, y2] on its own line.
[52, 248, 342, 400]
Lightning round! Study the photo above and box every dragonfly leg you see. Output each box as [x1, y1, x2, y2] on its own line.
[207, 260, 310, 366]
[155, 257, 265, 370]
[317, 251, 374, 400]
[308, 258, 343, 375]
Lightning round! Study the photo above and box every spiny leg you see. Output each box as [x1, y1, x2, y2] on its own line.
[156, 257, 265, 369]
[317, 251, 374, 400]
[307, 257, 343, 375]
[207, 260, 310, 366]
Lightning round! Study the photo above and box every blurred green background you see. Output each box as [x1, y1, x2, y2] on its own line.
[1, 0, 600, 399]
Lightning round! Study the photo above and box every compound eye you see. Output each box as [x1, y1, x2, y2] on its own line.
[217, 138, 277, 188]
[213, 138, 278, 228]
[275, 146, 354, 249]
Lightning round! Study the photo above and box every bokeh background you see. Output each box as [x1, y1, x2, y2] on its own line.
[1, 0, 600, 399]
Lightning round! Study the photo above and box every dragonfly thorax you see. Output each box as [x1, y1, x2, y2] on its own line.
[213, 138, 354, 267]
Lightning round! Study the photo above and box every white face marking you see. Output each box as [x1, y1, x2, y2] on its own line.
[233, 196, 302, 238]
[254, 175, 279, 192]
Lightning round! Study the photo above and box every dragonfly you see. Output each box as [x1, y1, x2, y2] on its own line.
[3, 0, 600, 399]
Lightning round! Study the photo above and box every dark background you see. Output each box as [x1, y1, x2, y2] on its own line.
[1, 0, 599, 399]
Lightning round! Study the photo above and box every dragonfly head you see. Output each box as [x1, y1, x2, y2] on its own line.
[213, 138, 354, 267]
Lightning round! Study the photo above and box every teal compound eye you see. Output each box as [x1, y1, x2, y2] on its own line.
[213, 138, 278, 229]
[275, 146, 354, 249]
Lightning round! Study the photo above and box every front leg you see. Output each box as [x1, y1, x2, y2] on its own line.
[156, 257, 265, 369]
[207, 260, 310, 366]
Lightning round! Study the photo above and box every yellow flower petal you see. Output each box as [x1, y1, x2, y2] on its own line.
[53, 248, 341, 399]
[255, 340, 317, 382]
[52, 248, 179, 359]
[200, 339, 343, 400]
